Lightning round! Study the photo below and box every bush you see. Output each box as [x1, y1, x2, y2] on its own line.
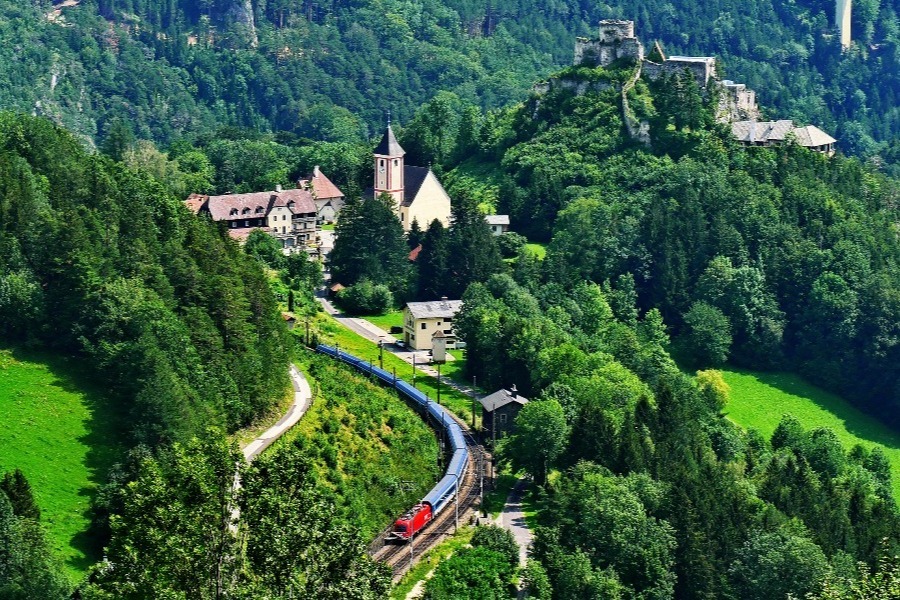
[472, 525, 520, 571]
[497, 232, 527, 259]
[335, 279, 394, 315]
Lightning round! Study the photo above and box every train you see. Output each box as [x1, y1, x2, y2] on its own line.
[316, 344, 468, 541]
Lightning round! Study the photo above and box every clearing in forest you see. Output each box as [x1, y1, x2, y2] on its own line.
[722, 368, 900, 499]
[0, 347, 122, 582]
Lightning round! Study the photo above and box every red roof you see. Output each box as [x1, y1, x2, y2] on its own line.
[281, 312, 297, 322]
[408, 244, 422, 262]
[184, 194, 208, 214]
[204, 188, 316, 222]
[227, 227, 258, 241]
[299, 166, 344, 201]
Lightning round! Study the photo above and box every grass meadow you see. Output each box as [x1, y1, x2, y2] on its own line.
[0, 347, 123, 582]
[312, 313, 481, 428]
[721, 368, 900, 499]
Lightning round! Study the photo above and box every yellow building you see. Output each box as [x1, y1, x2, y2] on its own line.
[402, 298, 462, 351]
[372, 124, 452, 232]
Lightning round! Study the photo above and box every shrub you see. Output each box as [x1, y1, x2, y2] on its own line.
[336, 279, 394, 315]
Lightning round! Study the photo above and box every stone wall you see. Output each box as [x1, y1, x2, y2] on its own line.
[574, 19, 644, 67]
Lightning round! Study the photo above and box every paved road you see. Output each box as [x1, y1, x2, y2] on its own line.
[498, 478, 532, 567]
[316, 290, 478, 399]
[243, 364, 313, 461]
[231, 366, 313, 531]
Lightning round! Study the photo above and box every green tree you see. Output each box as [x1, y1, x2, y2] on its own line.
[0, 470, 40, 521]
[728, 526, 830, 600]
[501, 399, 569, 485]
[329, 193, 410, 296]
[682, 301, 732, 367]
[416, 219, 450, 299]
[446, 191, 502, 298]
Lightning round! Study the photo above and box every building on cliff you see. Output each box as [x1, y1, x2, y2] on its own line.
[731, 120, 837, 154]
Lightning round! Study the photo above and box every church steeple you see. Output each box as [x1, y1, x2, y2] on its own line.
[374, 123, 405, 206]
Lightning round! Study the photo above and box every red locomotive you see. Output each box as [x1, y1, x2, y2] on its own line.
[389, 502, 433, 541]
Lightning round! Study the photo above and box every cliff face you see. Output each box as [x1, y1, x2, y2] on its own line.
[223, 0, 257, 46]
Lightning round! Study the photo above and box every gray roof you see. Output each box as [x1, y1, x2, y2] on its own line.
[479, 386, 529, 412]
[668, 55, 716, 63]
[732, 120, 836, 148]
[405, 299, 462, 320]
[374, 125, 405, 157]
[365, 165, 432, 208]
[485, 214, 510, 226]
[792, 125, 837, 147]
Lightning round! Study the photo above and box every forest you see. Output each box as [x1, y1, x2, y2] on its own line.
[5, 0, 900, 596]
[0, 0, 899, 168]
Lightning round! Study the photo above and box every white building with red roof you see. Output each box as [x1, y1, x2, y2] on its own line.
[298, 166, 346, 224]
[185, 186, 319, 252]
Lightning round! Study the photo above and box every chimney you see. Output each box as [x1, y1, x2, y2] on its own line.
[275, 184, 283, 192]
[508, 383, 518, 396]
[440, 296, 449, 309]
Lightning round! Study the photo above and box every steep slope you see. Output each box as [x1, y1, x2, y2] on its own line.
[1, 0, 899, 163]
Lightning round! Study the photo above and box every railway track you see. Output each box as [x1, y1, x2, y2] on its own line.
[372, 426, 487, 581]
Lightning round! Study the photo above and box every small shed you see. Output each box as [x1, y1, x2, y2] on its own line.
[484, 214, 510, 236]
[281, 312, 297, 330]
[431, 330, 448, 363]
[479, 385, 529, 442]
[328, 282, 345, 298]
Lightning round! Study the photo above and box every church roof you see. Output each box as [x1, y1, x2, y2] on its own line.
[402, 166, 430, 207]
[364, 165, 433, 207]
[374, 125, 405, 157]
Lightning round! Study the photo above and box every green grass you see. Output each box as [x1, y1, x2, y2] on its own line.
[482, 472, 518, 518]
[524, 243, 547, 260]
[312, 315, 481, 427]
[273, 353, 440, 540]
[321, 223, 335, 230]
[0, 347, 124, 582]
[364, 310, 404, 339]
[722, 368, 900, 499]
[390, 526, 475, 600]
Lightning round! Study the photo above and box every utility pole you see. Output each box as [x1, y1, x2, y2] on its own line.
[412, 354, 416, 388]
[378, 340, 384, 369]
[305, 318, 310, 347]
[437, 363, 441, 405]
[472, 375, 477, 429]
[491, 411, 496, 486]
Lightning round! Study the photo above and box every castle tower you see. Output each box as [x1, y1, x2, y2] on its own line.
[373, 123, 405, 207]
[837, 0, 852, 49]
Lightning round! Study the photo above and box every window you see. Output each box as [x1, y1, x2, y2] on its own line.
[401, 213, 405, 221]
[499, 414, 508, 425]
[282, 226, 285, 233]
[444, 317, 452, 323]
[242, 207, 250, 215]
[393, 159, 399, 166]
[244, 220, 249, 227]
[420, 323, 426, 330]
[230, 208, 238, 216]
[230, 222, 235, 228]
[437, 321, 441, 326]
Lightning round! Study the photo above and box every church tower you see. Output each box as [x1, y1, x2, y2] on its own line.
[373, 123, 405, 207]
[837, 0, 852, 49]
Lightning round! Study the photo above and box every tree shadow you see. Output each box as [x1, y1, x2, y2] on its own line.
[8, 346, 127, 578]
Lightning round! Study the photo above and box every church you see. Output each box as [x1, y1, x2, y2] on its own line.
[370, 124, 452, 232]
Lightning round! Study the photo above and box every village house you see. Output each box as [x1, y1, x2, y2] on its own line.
[185, 186, 319, 251]
[479, 385, 529, 441]
[402, 297, 462, 351]
[485, 214, 510, 236]
[368, 124, 452, 232]
[298, 166, 345, 224]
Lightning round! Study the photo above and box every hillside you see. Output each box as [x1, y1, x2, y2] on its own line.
[1, 0, 899, 167]
[0, 347, 122, 580]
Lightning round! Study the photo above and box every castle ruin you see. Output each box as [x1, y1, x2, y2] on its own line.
[551, 20, 833, 151]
